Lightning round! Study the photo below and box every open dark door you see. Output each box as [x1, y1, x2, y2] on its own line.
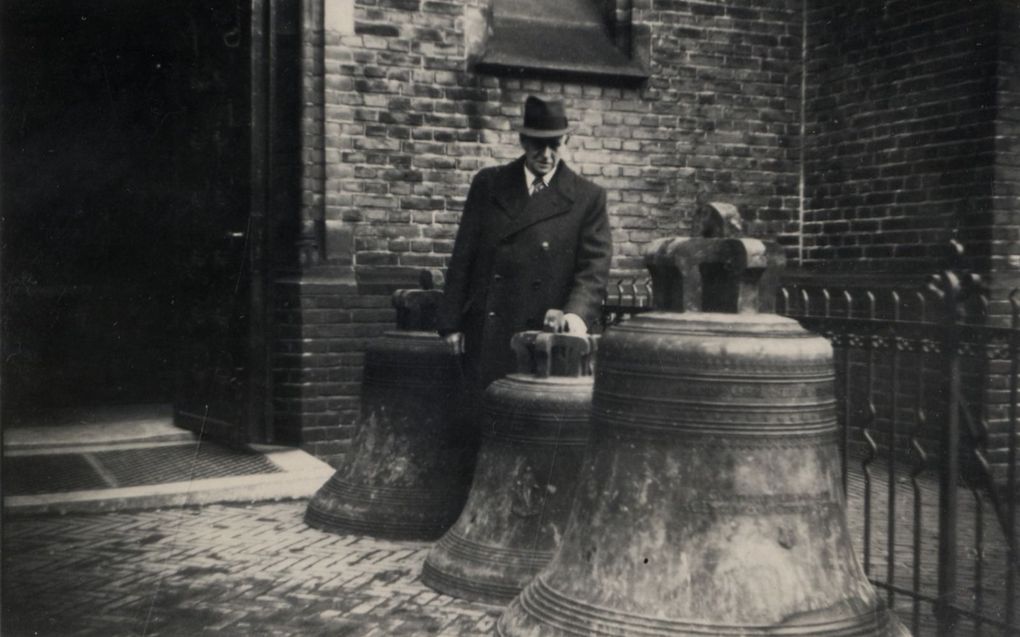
[173, 0, 270, 446]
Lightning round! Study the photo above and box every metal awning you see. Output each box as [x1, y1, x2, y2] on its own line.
[475, 0, 647, 82]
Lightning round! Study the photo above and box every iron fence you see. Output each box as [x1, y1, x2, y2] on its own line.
[600, 269, 1020, 636]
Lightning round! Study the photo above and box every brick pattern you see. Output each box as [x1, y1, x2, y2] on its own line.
[283, 0, 1017, 462]
[802, 0, 999, 273]
[3, 466, 1014, 636]
[320, 0, 803, 273]
[2, 502, 501, 636]
[980, 2, 1020, 489]
[274, 0, 806, 456]
[799, 1, 1019, 485]
[301, 0, 328, 256]
[990, 0, 1020, 308]
[273, 279, 393, 462]
[279, 0, 804, 455]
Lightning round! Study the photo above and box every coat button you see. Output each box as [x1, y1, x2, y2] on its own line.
[488, 311, 496, 317]
[541, 241, 550, 250]
[493, 274, 502, 281]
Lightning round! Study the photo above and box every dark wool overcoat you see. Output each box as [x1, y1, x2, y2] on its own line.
[437, 156, 612, 391]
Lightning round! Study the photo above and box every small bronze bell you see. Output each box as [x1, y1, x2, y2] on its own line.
[305, 276, 476, 540]
[422, 313, 597, 604]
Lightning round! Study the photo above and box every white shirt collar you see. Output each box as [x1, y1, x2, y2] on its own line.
[524, 160, 558, 191]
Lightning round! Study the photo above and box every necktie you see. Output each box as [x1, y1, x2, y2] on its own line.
[531, 176, 546, 196]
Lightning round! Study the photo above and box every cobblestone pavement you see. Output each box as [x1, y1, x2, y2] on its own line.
[3, 501, 501, 637]
[4, 462, 1018, 636]
[844, 460, 1018, 637]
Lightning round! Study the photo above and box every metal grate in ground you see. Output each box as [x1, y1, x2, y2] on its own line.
[4, 454, 109, 495]
[95, 443, 282, 487]
[4, 442, 283, 496]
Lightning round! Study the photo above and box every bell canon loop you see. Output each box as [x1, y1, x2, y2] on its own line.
[304, 281, 476, 540]
[422, 316, 597, 604]
[498, 205, 907, 636]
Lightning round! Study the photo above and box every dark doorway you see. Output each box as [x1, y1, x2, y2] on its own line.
[2, 0, 258, 432]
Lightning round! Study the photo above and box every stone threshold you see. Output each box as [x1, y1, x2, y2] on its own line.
[3, 404, 334, 516]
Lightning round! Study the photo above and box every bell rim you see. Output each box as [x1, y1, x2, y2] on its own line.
[493, 373, 596, 386]
[503, 576, 893, 636]
[628, 310, 802, 325]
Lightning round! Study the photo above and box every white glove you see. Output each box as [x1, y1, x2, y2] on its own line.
[443, 332, 465, 354]
[562, 313, 588, 335]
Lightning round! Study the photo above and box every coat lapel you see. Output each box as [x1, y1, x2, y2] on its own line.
[498, 160, 577, 241]
[491, 157, 529, 221]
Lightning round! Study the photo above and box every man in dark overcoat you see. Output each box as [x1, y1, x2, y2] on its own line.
[437, 96, 612, 393]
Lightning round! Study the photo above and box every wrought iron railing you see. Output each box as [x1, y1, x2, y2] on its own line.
[600, 268, 1020, 636]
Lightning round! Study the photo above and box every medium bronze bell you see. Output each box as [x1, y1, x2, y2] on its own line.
[422, 317, 597, 604]
[304, 281, 476, 540]
[499, 205, 906, 636]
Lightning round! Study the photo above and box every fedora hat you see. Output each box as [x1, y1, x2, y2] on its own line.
[517, 96, 572, 138]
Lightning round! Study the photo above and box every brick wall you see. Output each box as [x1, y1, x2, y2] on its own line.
[282, 0, 1017, 466]
[323, 0, 803, 269]
[801, 0, 1018, 483]
[273, 277, 391, 459]
[802, 0, 999, 274]
[991, 0, 1020, 308]
[985, 0, 1020, 480]
[278, 0, 804, 460]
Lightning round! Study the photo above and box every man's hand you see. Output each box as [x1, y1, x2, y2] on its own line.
[442, 331, 465, 355]
[543, 309, 589, 335]
[562, 313, 588, 335]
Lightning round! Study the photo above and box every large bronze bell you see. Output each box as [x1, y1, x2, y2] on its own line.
[422, 317, 597, 604]
[499, 205, 906, 636]
[304, 279, 476, 540]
